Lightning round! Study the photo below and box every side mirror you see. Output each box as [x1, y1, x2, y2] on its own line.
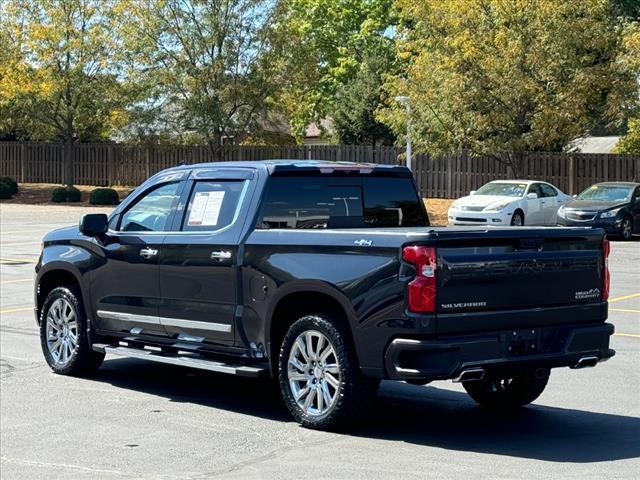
[80, 213, 108, 236]
[572, 194, 578, 198]
[470, 190, 477, 195]
[526, 192, 538, 199]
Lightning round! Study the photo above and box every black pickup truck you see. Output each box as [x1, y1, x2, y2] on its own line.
[36, 160, 614, 429]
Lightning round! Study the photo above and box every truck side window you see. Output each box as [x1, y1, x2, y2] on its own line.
[107, 214, 120, 231]
[119, 182, 181, 232]
[181, 180, 246, 232]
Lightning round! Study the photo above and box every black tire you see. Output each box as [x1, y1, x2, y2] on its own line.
[620, 217, 633, 241]
[278, 314, 377, 430]
[510, 210, 525, 226]
[462, 368, 550, 409]
[39, 286, 105, 376]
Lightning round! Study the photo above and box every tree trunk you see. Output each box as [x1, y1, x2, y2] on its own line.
[63, 138, 75, 186]
[207, 133, 224, 161]
[505, 151, 523, 178]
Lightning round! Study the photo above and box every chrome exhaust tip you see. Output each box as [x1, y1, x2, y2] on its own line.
[452, 368, 485, 383]
[572, 355, 599, 369]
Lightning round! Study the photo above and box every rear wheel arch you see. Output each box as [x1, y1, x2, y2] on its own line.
[267, 285, 357, 374]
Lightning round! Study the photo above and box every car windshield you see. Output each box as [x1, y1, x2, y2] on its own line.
[474, 182, 526, 197]
[578, 185, 632, 202]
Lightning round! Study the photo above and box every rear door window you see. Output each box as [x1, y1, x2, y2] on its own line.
[181, 180, 246, 232]
[540, 184, 558, 197]
[528, 183, 543, 198]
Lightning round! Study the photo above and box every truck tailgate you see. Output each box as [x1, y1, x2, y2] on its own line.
[434, 228, 606, 334]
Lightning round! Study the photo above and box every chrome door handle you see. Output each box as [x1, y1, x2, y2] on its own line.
[211, 250, 232, 260]
[139, 247, 158, 259]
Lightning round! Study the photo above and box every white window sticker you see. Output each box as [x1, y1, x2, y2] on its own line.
[188, 191, 225, 226]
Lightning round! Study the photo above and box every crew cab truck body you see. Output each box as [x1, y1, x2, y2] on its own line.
[36, 161, 614, 429]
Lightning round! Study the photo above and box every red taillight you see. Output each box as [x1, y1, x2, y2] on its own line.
[602, 239, 610, 301]
[402, 245, 437, 313]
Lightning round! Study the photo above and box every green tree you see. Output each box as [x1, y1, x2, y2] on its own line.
[119, 0, 279, 155]
[332, 50, 396, 145]
[271, 0, 397, 141]
[0, 0, 129, 183]
[379, 0, 639, 173]
[616, 117, 640, 153]
[615, 22, 640, 153]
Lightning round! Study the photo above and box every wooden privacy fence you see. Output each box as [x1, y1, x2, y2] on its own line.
[411, 151, 640, 198]
[1, 142, 638, 199]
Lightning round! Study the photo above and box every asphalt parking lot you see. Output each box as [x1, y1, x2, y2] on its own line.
[1, 203, 638, 480]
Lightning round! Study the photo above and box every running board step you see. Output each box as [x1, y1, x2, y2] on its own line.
[93, 344, 267, 378]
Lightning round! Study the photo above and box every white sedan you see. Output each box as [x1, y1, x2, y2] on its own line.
[448, 180, 572, 226]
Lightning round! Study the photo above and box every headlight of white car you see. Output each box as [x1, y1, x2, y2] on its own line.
[600, 209, 620, 219]
[557, 205, 566, 218]
[483, 202, 511, 212]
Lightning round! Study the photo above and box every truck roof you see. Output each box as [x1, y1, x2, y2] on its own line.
[165, 159, 411, 176]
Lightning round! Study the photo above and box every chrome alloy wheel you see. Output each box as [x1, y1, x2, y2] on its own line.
[45, 298, 78, 366]
[287, 330, 341, 416]
[511, 213, 523, 226]
[622, 218, 632, 239]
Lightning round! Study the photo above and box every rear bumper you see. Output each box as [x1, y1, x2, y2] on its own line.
[384, 322, 615, 381]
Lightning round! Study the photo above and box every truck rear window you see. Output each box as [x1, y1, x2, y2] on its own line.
[257, 176, 428, 229]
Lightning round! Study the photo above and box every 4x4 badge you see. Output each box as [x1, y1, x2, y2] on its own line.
[354, 239, 373, 247]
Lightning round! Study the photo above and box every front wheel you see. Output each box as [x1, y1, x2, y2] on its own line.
[40, 287, 105, 376]
[620, 217, 633, 241]
[510, 211, 524, 226]
[462, 368, 550, 408]
[278, 314, 376, 430]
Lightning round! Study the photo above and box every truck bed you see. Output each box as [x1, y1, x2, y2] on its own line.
[245, 225, 608, 376]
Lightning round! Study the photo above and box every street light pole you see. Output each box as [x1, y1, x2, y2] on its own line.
[395, 96, 411, 170]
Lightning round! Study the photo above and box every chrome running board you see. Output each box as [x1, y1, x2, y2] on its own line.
[92, 344, 267, 378]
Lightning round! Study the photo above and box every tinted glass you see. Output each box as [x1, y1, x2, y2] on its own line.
[258, 176, 426, 229]
[578, 185, 633, 202]
[528, 184, 543, 197]
[181, 180, 246, 231]
[107, 214, 119, 231]
[119, 182, 180, 232]
[475, 182, 526, 197]
[540, 184, 557, 197]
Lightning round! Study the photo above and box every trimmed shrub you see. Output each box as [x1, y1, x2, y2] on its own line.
[51, 186, 68, 202]
[90, 187, 119, 205]
[0, 177, 18, 195]
[0, 181, 13, 199]
[66, 186, 81, 202]
[51, 185, 82, 203]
